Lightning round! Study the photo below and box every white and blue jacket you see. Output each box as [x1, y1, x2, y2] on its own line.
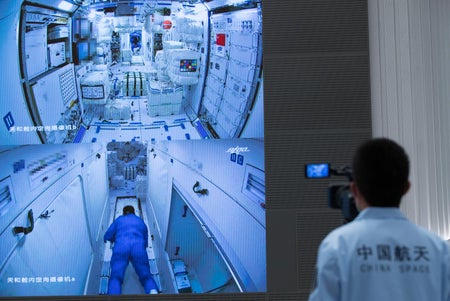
[309, 207, 450, 301]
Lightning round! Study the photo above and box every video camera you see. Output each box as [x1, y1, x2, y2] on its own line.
[305, 163, 358, 223]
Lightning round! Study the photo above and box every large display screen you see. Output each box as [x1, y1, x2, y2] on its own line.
[0, 0, 371, 300]
[0, 0, 267, 298]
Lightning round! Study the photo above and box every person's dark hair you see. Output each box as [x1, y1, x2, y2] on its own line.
[352, 138, 410, 207]
[123, 205, 135, 215]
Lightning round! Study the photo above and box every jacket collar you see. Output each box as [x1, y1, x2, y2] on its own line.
[355, 207, 407, 221]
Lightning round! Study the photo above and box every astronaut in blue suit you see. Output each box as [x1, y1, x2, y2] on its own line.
[130, 31, 141, 54]
[104, 205, 158, 294]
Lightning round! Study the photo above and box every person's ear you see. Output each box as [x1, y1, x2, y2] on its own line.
[350, 182, 360, 198]
[403, 181, 411, 196]
[350, 181, 367, 211]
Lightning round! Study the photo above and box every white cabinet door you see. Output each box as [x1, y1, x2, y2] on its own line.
[172, 168, 266, 292]
[0, 177, 93, 297]
[25, 28, 48, 79]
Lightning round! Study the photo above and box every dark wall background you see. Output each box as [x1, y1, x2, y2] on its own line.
[265, 0, 371, 300]
[6, 0, 371, 301]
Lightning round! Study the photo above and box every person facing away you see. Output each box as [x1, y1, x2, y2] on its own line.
[104, 205, 158, 294]
[308, 137, 450, 301]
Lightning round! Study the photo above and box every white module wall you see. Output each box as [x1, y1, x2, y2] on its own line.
[203, 7, 262, 138]
[0, 143, 107, 297]
[31, 64, 80, 143]
[147, 139, 266, 292]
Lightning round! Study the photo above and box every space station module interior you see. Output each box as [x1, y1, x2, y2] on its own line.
[0, 0, 263, 145]
[0, 0, 265, 296]
[0, 138, 265, 296]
